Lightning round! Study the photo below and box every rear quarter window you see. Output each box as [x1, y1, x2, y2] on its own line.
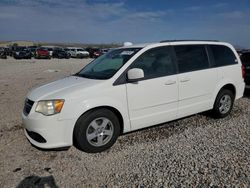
[209, 45, 237, 67]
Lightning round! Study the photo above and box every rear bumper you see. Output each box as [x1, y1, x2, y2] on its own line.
[236, 81, 245, 99]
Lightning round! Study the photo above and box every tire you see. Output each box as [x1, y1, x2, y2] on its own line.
[73, 109, 120, 153]
[212, 89, 234, 118]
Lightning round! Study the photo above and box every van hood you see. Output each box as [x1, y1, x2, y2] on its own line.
[27, 76, 103, 101]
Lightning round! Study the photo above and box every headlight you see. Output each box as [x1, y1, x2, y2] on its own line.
[35, 99, 64, 116]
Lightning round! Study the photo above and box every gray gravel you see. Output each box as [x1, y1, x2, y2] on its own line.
[0, 58, 250, 187]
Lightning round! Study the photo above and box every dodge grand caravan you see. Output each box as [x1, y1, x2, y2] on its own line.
[22, 41, 245, 153]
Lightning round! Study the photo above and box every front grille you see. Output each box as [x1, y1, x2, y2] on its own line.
[23, 98, 34, 116]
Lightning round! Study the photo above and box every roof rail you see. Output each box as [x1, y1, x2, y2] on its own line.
[160, 39, 219, 43]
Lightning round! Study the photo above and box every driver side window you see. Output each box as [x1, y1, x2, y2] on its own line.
[130, 46, 177, 80]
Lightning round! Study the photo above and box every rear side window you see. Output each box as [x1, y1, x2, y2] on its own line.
[174, 45, 209, 73]
[209, 45, 237, 67]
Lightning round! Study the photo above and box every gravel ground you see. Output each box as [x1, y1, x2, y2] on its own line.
[0, 58, 250, 187]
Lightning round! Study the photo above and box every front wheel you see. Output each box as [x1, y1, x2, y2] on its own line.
[73, 109, 120, 153]
[212, 89, 234, 118]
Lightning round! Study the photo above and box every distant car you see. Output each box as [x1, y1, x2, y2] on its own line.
[101, 48, 110, 54]
[3, 47, 11, 56]
[93, 50, 103, 58]
[13, 47, 32, 59]
[52, 49, 70, 59]
[240, 51, 250, 85]
[27, 46, 38, 57]
[68, 48, 89, 58]
[35, 48, 50, 59]
[12, 46, 25, 56]
[46, 48, 54, 57]
[67, 48, 77, 58]
[64, 48, 71, 53]
[86, 47, 101, 58]
[0, 48, 7, 59]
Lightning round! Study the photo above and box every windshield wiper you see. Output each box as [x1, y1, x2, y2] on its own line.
[74, 73, 97, 79]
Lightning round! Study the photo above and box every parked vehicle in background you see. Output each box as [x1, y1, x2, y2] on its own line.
[68, 48, 89, 58]
[64, 48, 71, 54]
[0, 47, 7, 59]
[27, 46, 38, 57]
[35, 48, 50, 59]
[101, 48, 110, 54]
[3, 47, 12, 56]
[22, 40, 245, 153]
[239, 50, 250, 85]
[93, 50, 103, 58]
[45, 47, 54, 57]
[13, 46, 32, 59]
[12, 46, 25, 56]
[52, 49, 70, 59]
[13, 48, 32, 59]
[85, 47, 101, 58]
[67, 48, 75, 57]
[63, 48, 71, 57]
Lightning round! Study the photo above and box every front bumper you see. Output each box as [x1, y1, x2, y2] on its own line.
[37, 55, 50, 59]
[22, 112, 75, 149]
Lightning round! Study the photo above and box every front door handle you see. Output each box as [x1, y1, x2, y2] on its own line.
[165, 80, 176, 85]
[180, 78, 190, 82]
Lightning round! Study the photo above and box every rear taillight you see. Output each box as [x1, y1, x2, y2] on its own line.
[242, 65, 245, 79]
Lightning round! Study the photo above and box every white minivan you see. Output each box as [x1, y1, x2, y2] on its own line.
[22, 41, 245, 153]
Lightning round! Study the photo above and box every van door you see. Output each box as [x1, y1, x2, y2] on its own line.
[126, 46, 179, 130]
[174, 45, 218, 118]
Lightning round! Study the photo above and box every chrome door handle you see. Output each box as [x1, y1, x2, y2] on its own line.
[180, 78, 190, 82]
[165, 80, 176, 85]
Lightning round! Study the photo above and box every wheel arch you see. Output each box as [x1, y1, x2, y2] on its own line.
[219, 84, 236, 98]
[74, 106, 124, 135]
[213, 82, 236, 107]
[211, 83, 236, 118]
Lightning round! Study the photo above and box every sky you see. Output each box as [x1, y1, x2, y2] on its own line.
[0, 0, 250, 47]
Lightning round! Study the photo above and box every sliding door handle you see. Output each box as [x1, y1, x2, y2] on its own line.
[164, 80, 176, 85]
[180, 78, 190, 83]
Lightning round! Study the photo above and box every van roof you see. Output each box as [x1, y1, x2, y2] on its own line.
[160, 39, 219, 43]
[121, 40, 230, 49]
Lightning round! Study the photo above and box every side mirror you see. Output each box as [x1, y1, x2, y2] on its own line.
[127, 68, 144, 82]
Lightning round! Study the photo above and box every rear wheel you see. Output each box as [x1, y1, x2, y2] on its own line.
[73, 109, 120, 153]
[212, 89, 234, 118]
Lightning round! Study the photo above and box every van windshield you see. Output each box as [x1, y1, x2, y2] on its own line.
[76, 48, 141, 79]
